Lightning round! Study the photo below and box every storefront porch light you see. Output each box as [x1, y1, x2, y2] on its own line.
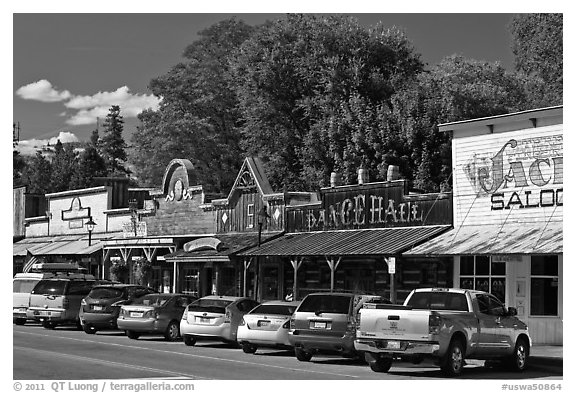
[86, 217, 96, 246]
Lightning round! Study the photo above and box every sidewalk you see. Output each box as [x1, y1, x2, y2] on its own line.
[530, 345, 563, 371]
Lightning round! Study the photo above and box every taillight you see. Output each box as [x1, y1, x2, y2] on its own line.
[81, 298, 87, 306]
[429, 313, 441, 335]
[356, 310, 362, 326]
[224, 310, 231, 323]
[181, 309, 188, 321]
[290, 317, 295, 330]
[282, 320, 290, 329]
[147, 310, 158, 319]
[62, 298, 70, 310]
[239, 317, 246, 326]
[346, 316, 356, 333]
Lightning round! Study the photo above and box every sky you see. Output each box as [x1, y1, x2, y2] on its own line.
[11, 11, 520, 155]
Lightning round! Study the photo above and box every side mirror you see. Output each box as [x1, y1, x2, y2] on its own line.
[507, 307, 518, 316]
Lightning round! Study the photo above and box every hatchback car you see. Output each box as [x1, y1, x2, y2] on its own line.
[288, 292, 389, 361]
[79, 284, 157, 334]
[180, 296, 259, 346]
[237, 300, 300, 354]
[28, 275, 98, 329]
[117, 293, 197, 341]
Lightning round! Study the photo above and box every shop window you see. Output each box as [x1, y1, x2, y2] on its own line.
[530, 255, 559, 316]
[182, 267, 199, 297]
[247, 204, 254, 228]
[460, 256, 506, 303]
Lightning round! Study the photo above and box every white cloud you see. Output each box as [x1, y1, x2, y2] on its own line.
[15, 80, 162, 127]
[16, 79, 72, 102]
[16, 132, 80, 156]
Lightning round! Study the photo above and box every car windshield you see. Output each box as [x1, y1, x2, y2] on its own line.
[298, 295, 351, 314]
[407, 292, 468, 311]
[88, 287, 124, 299]
[249, 304, 297, 316]
[132, 294, 171, 307]
[187, 298, 233, 314]
[13, 279, 40, 293]
[31, 280, 66, 295]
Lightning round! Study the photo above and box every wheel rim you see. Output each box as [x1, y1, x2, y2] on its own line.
[451, 346, 463, 372]
[168, 324, 178, 339]
[516, 344, 526, 368]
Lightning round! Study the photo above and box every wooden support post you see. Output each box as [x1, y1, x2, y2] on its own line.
[243, 257, 253, 297]
[325, 256, 342, 292]
[290, 257, 303, 300]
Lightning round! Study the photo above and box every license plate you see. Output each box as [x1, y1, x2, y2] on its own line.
[197, 317, 211, 323]
[311, 321, 327, 329]
[130, 312, 143, 318]
[387, 340, 401, 350]
[258, 320, 270, 327]
[93, 305, 103, 311]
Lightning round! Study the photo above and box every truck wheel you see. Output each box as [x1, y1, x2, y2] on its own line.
[507, 338, 529, 372]
[369, 357, 393, 373]
[242, 343, 257, 354]
[126, 330, 140, 340]
[83, 324, 97, 334]
[441, 339, 465, 377]
[183, 335, 197, 346]
[14, 318, 26, 326]
[295, 348, 312, 362]
[42, 321, 56, 330]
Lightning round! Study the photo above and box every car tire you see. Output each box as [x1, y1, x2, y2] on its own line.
[164, 321, 180, 341]
[295, 348, 312, 362]
[183, 335, 197, 346]
[126, 330, 140, 340]
[368, 357, 393, 373]
[242, 343, 257, 354]
[42, 321, 56, 330]
[14, 318, 26, 326]
[506, 338, 529, 372]
[83, 324, 97, 334]
[440, 338, 465, 377]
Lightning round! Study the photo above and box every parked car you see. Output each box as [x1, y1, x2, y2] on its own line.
[28, 275, 98, 329]
[288, 292, 389, 361]
[13, 273, 46, 325]
[117, 293, 198, 341]
[355, 288, 531, 376]
[180, 296, 259, 346]
[237, 300, 300, 354]
[79, 284, 157, 334]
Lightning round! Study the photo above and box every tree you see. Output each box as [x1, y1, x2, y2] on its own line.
[130, 18, 254, 192]
[13, 150, 27, 187]
[20, 151, 52, 194]
[100, 105, 129, 176]
[509, 13, 563, 108]
[50, 140, 78, 192]
[70, 145, 108, 190]
[230, 14, 424, 190]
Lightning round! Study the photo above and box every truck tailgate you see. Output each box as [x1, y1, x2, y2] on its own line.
[359, 306, 432, 341]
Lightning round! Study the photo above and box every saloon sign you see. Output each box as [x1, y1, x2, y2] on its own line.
[463, 135, 563, 210]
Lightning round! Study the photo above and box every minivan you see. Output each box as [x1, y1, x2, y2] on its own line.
[28, 275, 98, 329]
[13, 273, 46, 325]
[288, 292, 388, 361]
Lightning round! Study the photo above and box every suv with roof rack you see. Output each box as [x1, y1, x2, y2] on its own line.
[28, 274, 101, 329]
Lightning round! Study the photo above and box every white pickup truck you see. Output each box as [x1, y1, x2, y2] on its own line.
[355, 288, 531, 376]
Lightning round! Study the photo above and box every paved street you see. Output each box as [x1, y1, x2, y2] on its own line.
[13, 324, 562, 381]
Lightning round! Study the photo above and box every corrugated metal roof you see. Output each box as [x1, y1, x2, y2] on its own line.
[238, 226, 451, 257]
[165, 232, 284, 260]
[14, 233, 122, 256]
[405, 222, 562, 256]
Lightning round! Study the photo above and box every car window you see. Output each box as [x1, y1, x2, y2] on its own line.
[407, 292, 468, 311]
[298, 295, 351, 314]
[88, 287, 124, 299]
[132, 294, 171, 307]
[476, 294, 490, 314]
[236, 300, 250, 312]
[187, 298, 232, 314]
[31, 280, 66, 295]
[13, 279, 40, 293]
[68, 281, 95, 295]
[250, 304, 296, 315]
[488, 295, 507, 316]
[134, 288, 151, 298]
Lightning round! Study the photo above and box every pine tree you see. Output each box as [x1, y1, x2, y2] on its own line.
[70, 145, 108, 189]
[50, 140, 78, 192]
[21, 151, 52, 194]
[100, 105, 128, 176]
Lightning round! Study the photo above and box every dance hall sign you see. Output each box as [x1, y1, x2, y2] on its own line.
[305, 182, 451, 231]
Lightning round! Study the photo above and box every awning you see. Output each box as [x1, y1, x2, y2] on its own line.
[165, 232, 283, 262]
[404, 222, 562, 256]
[14, 233, 122, 257]
[238, 226, 451, 257]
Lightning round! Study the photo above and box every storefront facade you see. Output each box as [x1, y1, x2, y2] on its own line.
[408, 106, 563, 344]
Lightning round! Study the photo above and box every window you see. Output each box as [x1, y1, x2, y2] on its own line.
[530, 255, 559, 316]
[247, 204, 254, 228]
[460, 256, 506, 302]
